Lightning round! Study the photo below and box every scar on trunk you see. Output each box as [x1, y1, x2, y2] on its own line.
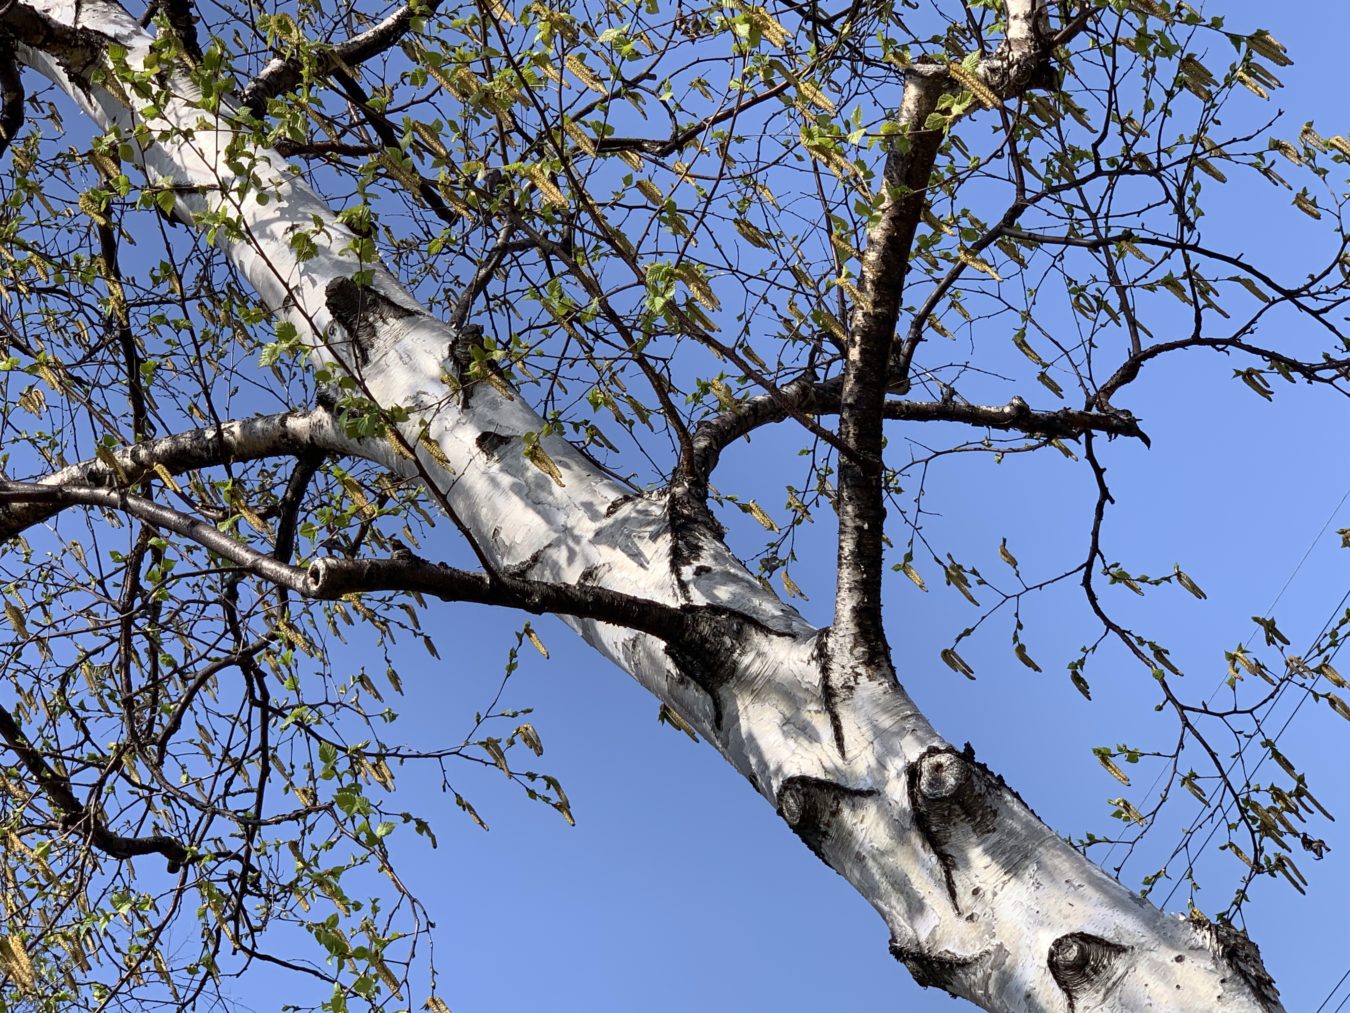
[324, 276, 416, 368]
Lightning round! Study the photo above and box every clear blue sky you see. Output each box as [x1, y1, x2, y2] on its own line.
[183, 3, 1350, 1010]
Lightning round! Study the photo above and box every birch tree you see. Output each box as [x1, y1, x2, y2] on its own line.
[0, 0, 1344, 1008]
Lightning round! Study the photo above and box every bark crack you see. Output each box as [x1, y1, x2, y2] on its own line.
[811, 630, 848, 759]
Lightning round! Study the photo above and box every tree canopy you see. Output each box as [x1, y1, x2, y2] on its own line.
[0, 0, 1348, 1009]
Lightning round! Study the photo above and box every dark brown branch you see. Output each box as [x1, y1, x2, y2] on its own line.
[832, 0, 1060, 671]
[0, 480, 699, 643]
[305, 557, 695, 642]
[96, 217, 148, 441]
[149, 0, 202, 61]
[0, 702, 191, 867]
[449, 224, 519, 328]
[273, 139, 380, 159]
[831, 74, 950, 668]
[0, 39, 23, 162]
[320, 67, 467, 226]
[240, 0, 444, 114]
[154, 638, 269, 763]
[273, 450, 326, 566]
[887, 6, 1097, 393]
[596, 78, 794, 158]
[1099, 334, 1350, 405]
[688, 378, 1147, 483]
[883, 397, 1145, 441]
[0, 409, 344, 543]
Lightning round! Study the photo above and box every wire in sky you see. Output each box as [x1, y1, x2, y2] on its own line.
[1102, 483, 1350, 873]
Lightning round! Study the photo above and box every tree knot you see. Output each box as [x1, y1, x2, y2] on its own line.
[1048, 933, 1128, 1010]
[775, 775, 877, 862]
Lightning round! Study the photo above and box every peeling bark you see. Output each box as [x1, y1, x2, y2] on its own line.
[1, 1, 1288, 1009]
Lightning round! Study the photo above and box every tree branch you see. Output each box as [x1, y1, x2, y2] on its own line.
[304, 556, 697, 642]
[894, 199, 1030, 392]
[0, 410, 346, 542]
[689, 378, 1148, 484]
[0, 480, 700, 643]
[831, 0, 1077, 673]
[1099, 334, 1350, 404]
[95, 216, 148, 441]
[0, 702, 191, 867]
[1001, 226, 1344, 338]
[240, 0, 443, 114]
[831, 73, 948, 672]
[0, 39, 23, 161]
[595, 78, 794, 157]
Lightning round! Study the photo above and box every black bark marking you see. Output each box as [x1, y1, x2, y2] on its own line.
[448, 322, 484, 375]
[776, 774, 877, 862]
[666, 492, 726, 604]
[0, 41, 24, 163]
[908, 746, 1000, 910]
[324, 276, 415, 369]
[665, 640, 726, 729]
[503, 547, 544, 579]
[984, 51, 1060, 96]
[1047, 933, 1128, 1012]
[811, 629, 848, 759]
[913, 748, 998, 833]
[888, 938, 979, 992]
[475, 431, 513, 458]
[1200, 919, 1282, 1011]
[0, 7, 106, 95]
[605, 492, 640, 517]
[449, 322, 512, 406]
[960, 740, 1042, 822]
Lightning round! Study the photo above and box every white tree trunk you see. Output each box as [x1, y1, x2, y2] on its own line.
[5, 1, 1283, 1008]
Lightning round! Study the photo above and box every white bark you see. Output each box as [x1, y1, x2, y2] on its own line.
[4, 1, 1284, 1009]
